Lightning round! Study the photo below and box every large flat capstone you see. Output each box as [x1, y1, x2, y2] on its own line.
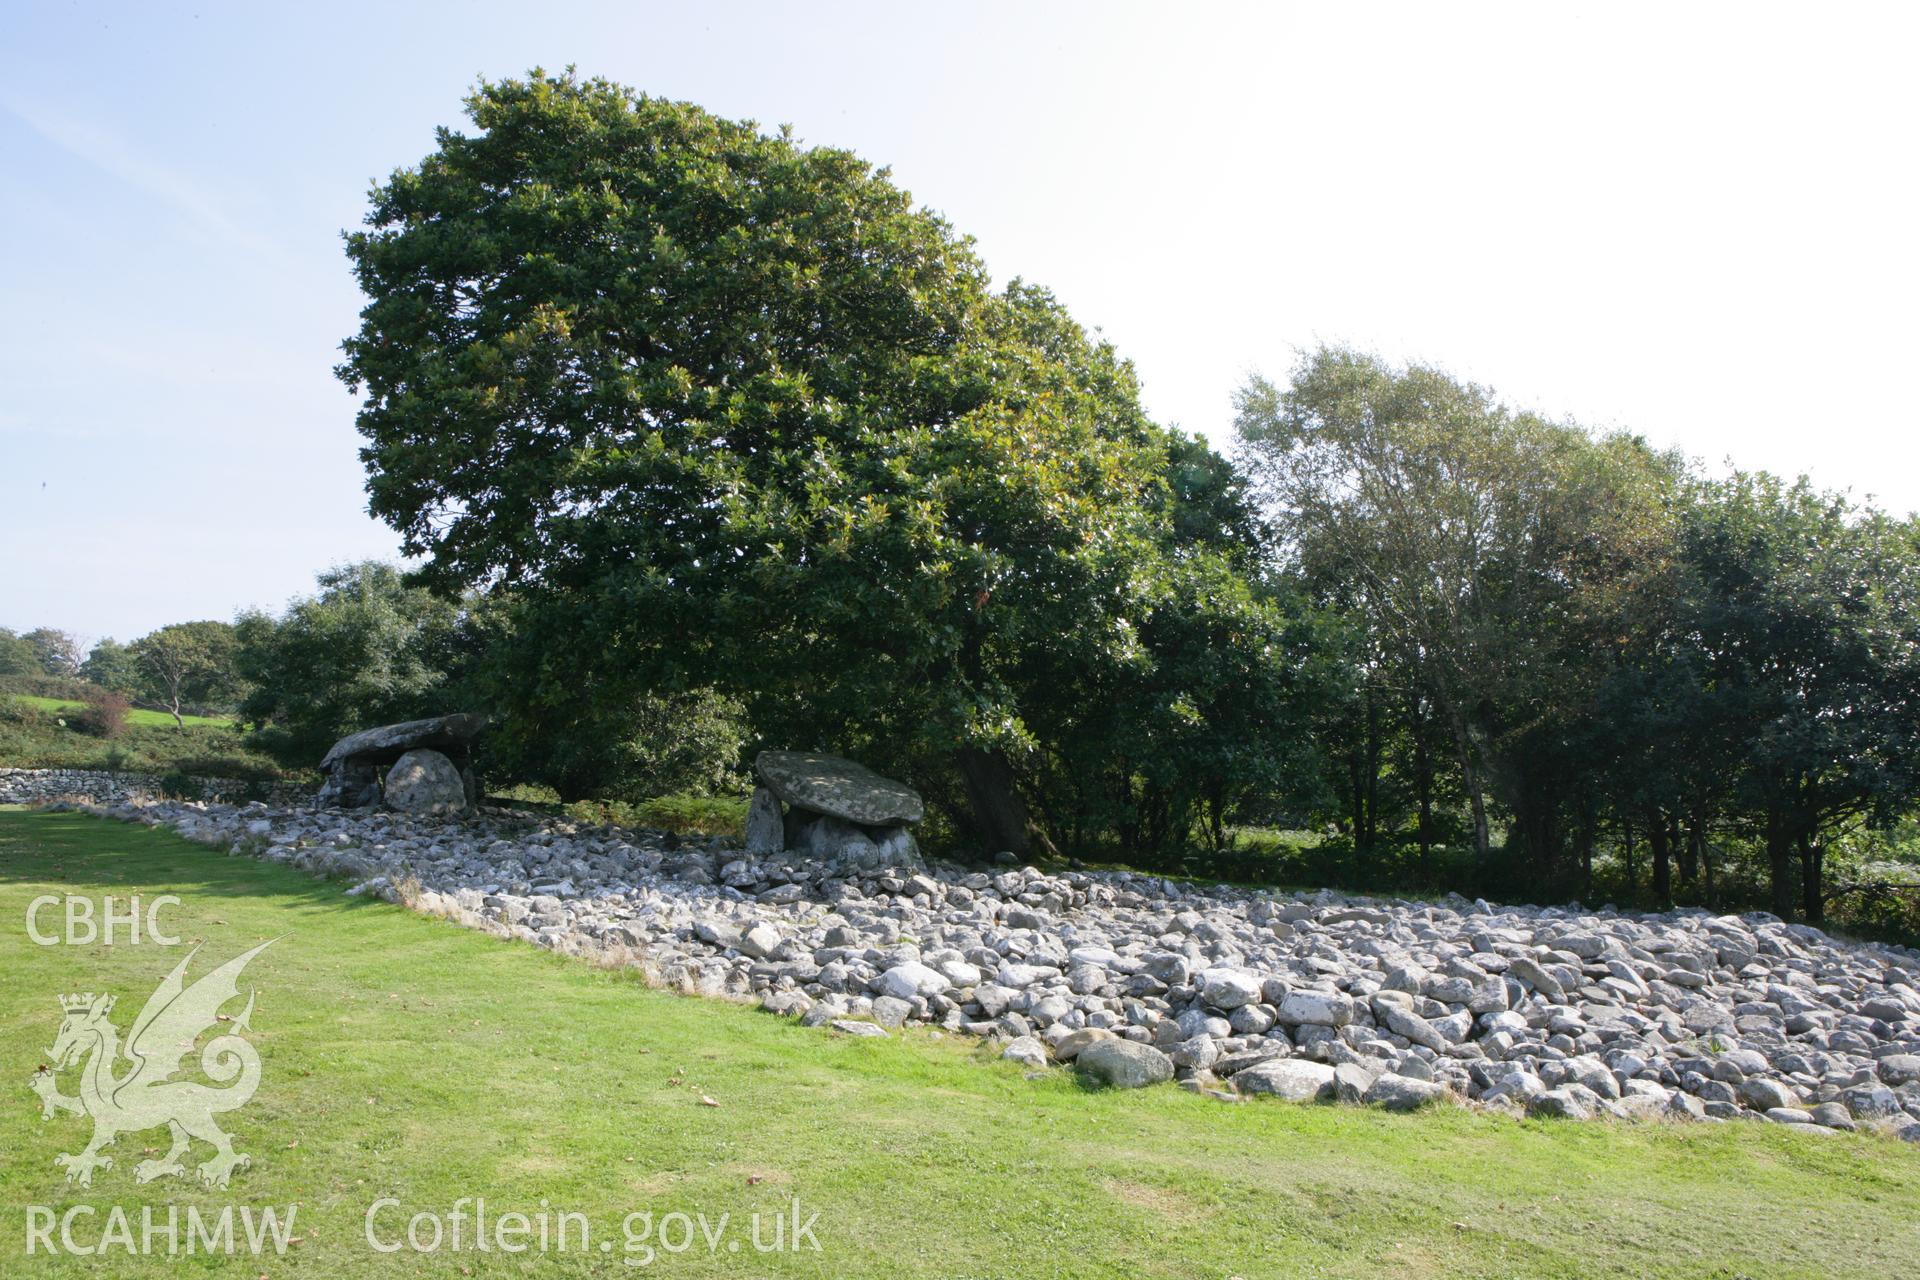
[320, 713, 487, 771]
[753, 750, 924, 826]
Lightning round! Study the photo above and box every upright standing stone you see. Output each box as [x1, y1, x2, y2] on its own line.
[745, 786, 785, 855]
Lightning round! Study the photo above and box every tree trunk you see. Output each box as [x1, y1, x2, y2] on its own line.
[1362, 692, 1381, 854]
[1512, 790, 1561, 882]
[1446, 710, 1489, 856]
[1112, 773, 1140, 859]
[1699, 823, 1716, 907]
[1412, 716, 1434, 873]
[1201, 780, 1228, 853]
[957, 747, 1033, 859]
[1575, 808, 1595, 901]
[1648, 809, 1671, 905]
[1764, 807, 1795, 920]
[1678, 811, 1700, 889]
[1346, 747, 1366, 850]
[1620, 813, 1637, 897]
[1798, 832, 1825, 924]
[1667, 814, 1683, 888]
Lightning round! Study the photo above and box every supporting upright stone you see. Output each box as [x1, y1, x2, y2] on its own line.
[744, 786, 785, 855]
[384, 749, 468, 816]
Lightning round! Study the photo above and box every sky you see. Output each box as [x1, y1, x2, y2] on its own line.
[3, 2, 1916, 644]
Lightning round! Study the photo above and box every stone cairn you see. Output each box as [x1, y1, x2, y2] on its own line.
[22, 749, 1919, 1136]
[317, 713, 486, 816]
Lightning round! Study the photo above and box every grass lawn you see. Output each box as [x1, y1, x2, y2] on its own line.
[1, 808, 1916, 1278]
[12, 694, 235, 730]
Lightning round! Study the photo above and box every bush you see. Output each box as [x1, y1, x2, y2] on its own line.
[0, 706, 297, 779]
[68, 689, 129, 739]
[156, 769, 201, 800]
[0, 672, 93, 701]
[0, 696, 48, 729]
[561, 792, 748, 837]
[637, 793, 749, 836]
[170, 753, 289, 783]
[481, 685, 747, 805]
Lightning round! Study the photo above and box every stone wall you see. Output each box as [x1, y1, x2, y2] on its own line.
[0, 767, 311, 808]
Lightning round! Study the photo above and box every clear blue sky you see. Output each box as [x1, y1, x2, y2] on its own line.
[4, 2, 1916, 643]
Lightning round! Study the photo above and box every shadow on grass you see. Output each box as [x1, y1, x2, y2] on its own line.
[0, 807, 396, 921]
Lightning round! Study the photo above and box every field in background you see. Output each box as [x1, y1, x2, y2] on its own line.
[2, 807, 1916, 1279]
[0, 695, 289, 780]
[12, 693, 235, 729]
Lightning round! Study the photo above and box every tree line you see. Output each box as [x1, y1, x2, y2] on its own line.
[14, 71, 1919, 931]
[1, 621, 242, 729]
[1235, 350, 1920, 923]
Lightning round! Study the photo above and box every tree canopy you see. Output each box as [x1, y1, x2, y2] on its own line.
[235, 562, 464, 764]
[79, 638, 140, 695]
[0, 628, 41, 678]
[1233, 349, 1920, 920]
[338, 69, 1325, 855]
[27, 70, 1872, 925]
[24, 627, 84, 677]
[130, 621, 240, 728]
[1235, 349, 1684, 869]
[1672, 474, 1920, 918]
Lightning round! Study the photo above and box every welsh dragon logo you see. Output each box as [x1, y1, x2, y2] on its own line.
[31, 940, 276, 1188]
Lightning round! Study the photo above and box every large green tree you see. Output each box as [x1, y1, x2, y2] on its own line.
[80, 638, 141, 695]
[1235, 348, 1683, 879]
[0, 628, 40, 677]
[130, 621, 240, 727]
[235, 562, 464, 765]
[454, 585, 748, 802]
[1673, 474, 1920, 920]
[24, 627, 84, 677]
[339, 70, 1312, 855]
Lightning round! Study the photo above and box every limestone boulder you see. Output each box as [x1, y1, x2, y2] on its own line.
[383, 749, 468, 816]
[1234, 1058, 1336, 1101]
[1075, 1040, 1174, 1089]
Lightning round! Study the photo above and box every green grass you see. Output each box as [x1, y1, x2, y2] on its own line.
[1, 808, 1917, 1278]
[12, 694, 235, 729]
